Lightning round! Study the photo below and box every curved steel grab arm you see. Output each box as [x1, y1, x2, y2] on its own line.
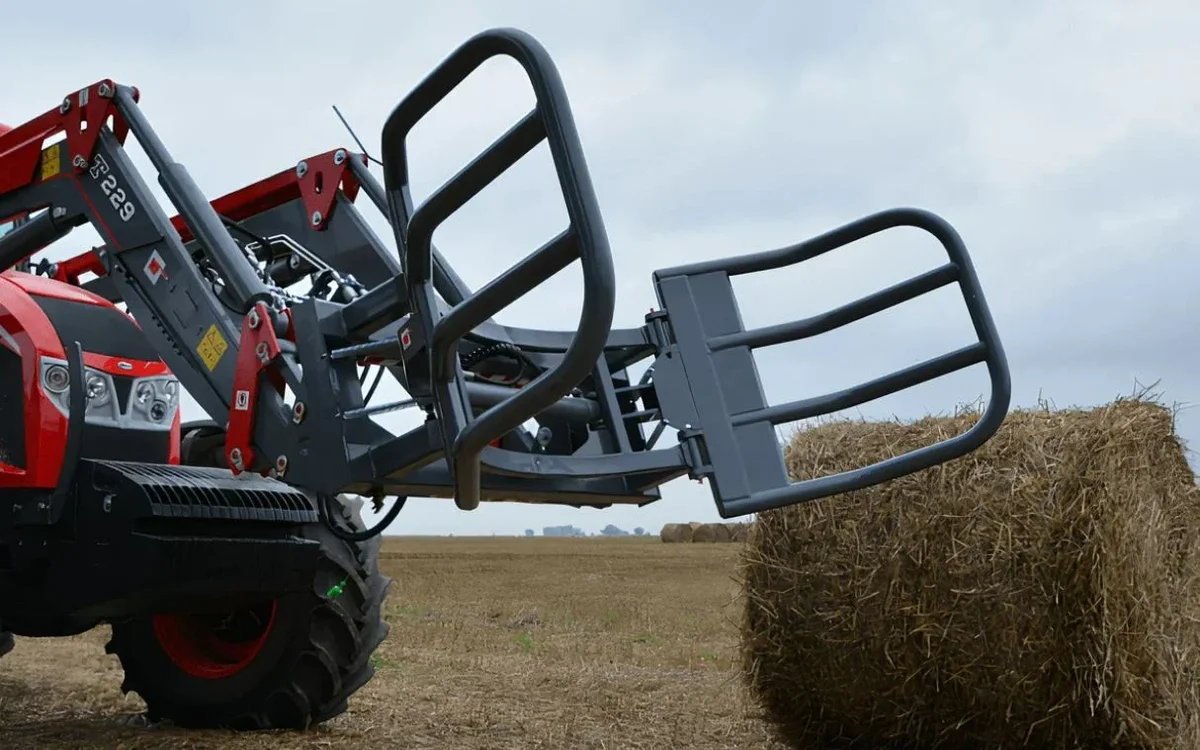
[653, 207, 1011, 517]
[378, 28, 617, 509]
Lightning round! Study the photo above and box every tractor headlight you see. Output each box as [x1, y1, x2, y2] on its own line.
[43, 364, 70, 393]
[135, 380, 154, 405]
[39, 357, 119, 422]
[86, 371, 110, 405]
[130, 375, 180, 426]
[39, 357, 179, 430]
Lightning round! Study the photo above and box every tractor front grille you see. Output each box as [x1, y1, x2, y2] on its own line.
[85, 459, 318, 523]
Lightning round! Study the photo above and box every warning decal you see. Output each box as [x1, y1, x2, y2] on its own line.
[39, 144, 62, 181]
[197, 324, 228, 371]
[143, 250, 167, 285]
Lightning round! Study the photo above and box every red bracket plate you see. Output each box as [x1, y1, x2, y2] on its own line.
[296, 149, 365, 231]
[169, 148, 365, 242]
[224, 301, 285, 475]
[0, 80, 138, 197]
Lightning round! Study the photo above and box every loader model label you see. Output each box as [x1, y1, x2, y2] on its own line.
[196, 323, 229, 372]
[86, 154, 136, 222]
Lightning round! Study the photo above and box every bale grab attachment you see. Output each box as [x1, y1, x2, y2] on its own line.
[0, 28, 1012, 525]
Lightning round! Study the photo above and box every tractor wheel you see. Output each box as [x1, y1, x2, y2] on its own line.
[104, 496, 391, 730]
[0, 629, 12, 658]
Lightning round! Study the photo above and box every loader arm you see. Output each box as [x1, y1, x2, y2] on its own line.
[0, 28, 1012, 525]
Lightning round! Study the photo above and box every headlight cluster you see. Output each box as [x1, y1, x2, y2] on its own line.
[39, 357, 179, 430]
[133, 376, 179, 424]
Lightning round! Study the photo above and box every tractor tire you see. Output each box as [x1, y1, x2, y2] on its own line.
[0, 629, 12, 658]
[104, 496, 391, 730]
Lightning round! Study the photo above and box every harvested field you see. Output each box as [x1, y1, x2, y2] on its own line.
[0, 536, 786, 749]
[741, 398, 1200, 749]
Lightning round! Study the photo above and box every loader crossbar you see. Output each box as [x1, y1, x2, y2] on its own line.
[0, 28, 1011, 520]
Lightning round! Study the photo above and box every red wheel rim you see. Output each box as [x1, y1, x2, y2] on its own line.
[151, 600, 278, 680]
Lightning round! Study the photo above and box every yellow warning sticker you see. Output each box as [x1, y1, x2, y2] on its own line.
[197, 324, 229, 371]
[39, 143, 62, 181]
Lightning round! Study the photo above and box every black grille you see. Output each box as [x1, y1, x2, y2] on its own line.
[0, 345, 24, 467]
[89, 460, 318, 523]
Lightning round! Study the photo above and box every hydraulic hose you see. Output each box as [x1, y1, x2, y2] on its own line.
[317, 492, 407, 543]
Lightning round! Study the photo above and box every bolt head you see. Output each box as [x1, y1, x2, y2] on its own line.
[334, 149, 346, 165]
[275, 455, 288, 474]
[296, 160, 308, 178]
[97, 83, 113, 98]
[247, 309, 261, 329]
[292, 401, 306, 424]
[311, 211, 323, 226]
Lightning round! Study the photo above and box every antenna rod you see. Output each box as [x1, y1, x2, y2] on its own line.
[332, 105, 381, 166]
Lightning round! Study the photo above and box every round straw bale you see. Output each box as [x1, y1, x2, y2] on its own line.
[659, 523, 693, 543]
[693, 522, 733, 543]
[739, 398, 1200, 749]
[727, 522, 751, 542]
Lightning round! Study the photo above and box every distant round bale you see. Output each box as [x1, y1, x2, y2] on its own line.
[727, 523, 751, 542]
[659, 523, 693, 543]
[739, 399, 1200, 749]
[692, 522, 733, 543]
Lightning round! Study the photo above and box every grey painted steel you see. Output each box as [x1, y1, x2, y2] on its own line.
[114, 87, 275, 315]
[652, 207, 1011, 517]
[349, 156, 473, 307]
[379, 28, 617, 510]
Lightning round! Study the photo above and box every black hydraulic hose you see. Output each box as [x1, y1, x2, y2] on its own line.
[318, 492, 406, 542]
[364, 366, 385, 404]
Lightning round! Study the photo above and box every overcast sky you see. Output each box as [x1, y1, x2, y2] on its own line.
[4, 1, 1197, 535]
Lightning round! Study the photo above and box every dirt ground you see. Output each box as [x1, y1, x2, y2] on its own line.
[0, 536, 787, 749]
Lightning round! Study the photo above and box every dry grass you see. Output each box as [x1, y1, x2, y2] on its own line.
[0, 536, 785, 749]
[740, 398, 1200, 749]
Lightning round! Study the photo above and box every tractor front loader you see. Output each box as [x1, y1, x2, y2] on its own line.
[0, 28, 1011, 730]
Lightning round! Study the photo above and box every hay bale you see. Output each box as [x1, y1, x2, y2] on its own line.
[727, 523, 751, 543]
[659, 523, 694, 543]
[739, 399, 1200, 749]
[693, 522, 733, 543]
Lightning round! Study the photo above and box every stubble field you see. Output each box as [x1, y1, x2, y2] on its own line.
[0, 536, 787, 749]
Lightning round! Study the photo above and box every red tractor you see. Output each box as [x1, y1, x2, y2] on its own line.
[0, 29, 1012, 731]
[0, 123, 388, 729]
